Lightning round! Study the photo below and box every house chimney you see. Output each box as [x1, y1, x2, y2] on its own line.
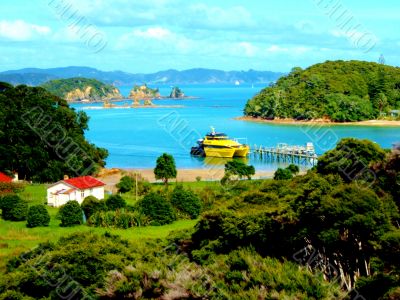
[64, 175, 69, 180]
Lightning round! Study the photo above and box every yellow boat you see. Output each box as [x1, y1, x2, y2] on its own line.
[191, 127, 249, 158]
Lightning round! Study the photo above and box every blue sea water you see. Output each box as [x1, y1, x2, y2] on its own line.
[71, 84, 400, 171]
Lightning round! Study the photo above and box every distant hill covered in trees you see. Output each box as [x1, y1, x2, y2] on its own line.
[41, 78, 122, 102]
[0, 66, 283, 86]
[244, 60, 400, 122]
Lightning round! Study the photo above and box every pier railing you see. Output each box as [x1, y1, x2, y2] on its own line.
[251, 143, 318, 165]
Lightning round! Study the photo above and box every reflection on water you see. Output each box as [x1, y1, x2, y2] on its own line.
[202, 156, 249, 167]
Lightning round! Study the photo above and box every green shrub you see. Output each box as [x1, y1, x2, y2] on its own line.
[243, 191, 278, 204]
[287, 164, 300, 175]
[138, 192, 175, 225]
[116, 175, 134, 193]
[59, 200, 83, 227]
[106, 195, 127, 211]
[88, 210, 147, 228]
[171, 185, 202, 219]
[26, 205, 50, 228]
[274, 168, 293, 180]
[0, 194, 28, 221]
[81, 195, 106, 219]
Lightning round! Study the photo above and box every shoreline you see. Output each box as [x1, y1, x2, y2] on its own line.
[96, 168, 277, 190]
[81, 105, 185, 110]
[235, 116, 400, 127]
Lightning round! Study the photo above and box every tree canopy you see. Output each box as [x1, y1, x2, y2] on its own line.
[154, 153, 177, 185]
[244, 60, 400, 122]
[0, 83, 108, 182]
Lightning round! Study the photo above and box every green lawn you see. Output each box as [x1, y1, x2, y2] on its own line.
[0, 184, 199, 272]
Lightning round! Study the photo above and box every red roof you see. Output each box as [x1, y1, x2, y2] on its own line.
[64, 176, 105, 189]
[0, 172, 12, 183]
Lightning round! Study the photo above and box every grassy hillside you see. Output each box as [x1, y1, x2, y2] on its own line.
[41, 77, 122, 101]
[1, 140, 399, 299]
[244, 60, 400, 122]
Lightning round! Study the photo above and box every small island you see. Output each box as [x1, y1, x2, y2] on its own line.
[169, 86, 185, 99]
[41, 77, 122, 102]
[242, 60, 400, 125]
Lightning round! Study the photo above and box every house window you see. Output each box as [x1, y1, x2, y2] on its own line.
[81, 191, 84, 199]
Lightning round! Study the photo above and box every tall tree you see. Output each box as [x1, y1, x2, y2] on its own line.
[154, 153, 177, 185]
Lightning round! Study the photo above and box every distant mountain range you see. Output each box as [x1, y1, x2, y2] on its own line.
[0, 66, 283, 86]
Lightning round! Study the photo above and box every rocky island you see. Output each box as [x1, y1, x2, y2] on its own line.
[169, 86, 185, 98]
[41, 77, 122, 102]
[129, 84, 160, 105]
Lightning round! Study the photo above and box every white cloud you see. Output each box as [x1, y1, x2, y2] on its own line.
[186, 4, 254, 29]
[235, 42, 258, 57]
[115, 26, 192, 54]
[0, 20, 51, 41]
[131, 27, 172, 40]
[266, 45, 289, 53]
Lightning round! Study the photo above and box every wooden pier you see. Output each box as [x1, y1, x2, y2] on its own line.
[251, 143, 318, 166]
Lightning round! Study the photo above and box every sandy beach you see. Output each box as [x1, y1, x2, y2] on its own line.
[96, 168, 277, 191]
[235, 116, 400, 127]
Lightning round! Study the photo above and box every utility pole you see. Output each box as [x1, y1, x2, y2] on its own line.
[135, 173, 138, 202]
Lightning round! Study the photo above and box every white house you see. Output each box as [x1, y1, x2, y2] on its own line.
[47, 176, 106, 207]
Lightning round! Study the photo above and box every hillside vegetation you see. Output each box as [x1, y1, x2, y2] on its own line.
[0, 138, 399, 299]
[41, 77, 122, 102]
[0, 82, 108, 181]
[244, 60, 400, 122]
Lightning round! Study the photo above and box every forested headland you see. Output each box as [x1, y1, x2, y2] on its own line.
[244, 60, 400, 122]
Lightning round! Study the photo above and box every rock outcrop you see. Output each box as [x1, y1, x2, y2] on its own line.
[129, 84, 160, 105]
[169, 86, 185, 98]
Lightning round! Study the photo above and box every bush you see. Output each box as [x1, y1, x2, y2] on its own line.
[106, 195, 127, 211]
[10, 201, 28, 221]
[81, 196, 106, 219]
[171, 185, 202, 219]
[116, 175, 134, 193]
[138, 192, 175, 225]
[88, 210, 147, 228]
[287, 164, 300, 175]
[26, 205, 50, 227]
[0, 194, 28, 221]
[59, 200, 83, 227]
[274, 168, 293, 180]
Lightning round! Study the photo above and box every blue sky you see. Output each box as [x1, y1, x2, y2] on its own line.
[0, 0, 399, 72]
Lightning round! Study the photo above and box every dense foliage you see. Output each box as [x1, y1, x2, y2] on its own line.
[154, 153, 177, 185]
[138, 192, 176, 225]
[244, 60, 400, 121]
[116, 175, 134, 193]
[189, 140, 400, 298]
[105, 194, 127, 211]
[0, 232, 343, 299]
[0, 194, 27, 221]
[171, 185, 202, 219]
[88, 210, 145, 228]
[317, 138, 387, 182]
[116, 173, 151, 195]
[81, 195, 106, 219]
[223, 160, 255, 180]
[26, 204, 50, 227]
[41, 77, 121, 101]
[0, 83, 108, 182]
[59, 200, 83, 227]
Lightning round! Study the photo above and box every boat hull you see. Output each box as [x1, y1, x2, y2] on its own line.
[234, 145, 250, 157]
[204, 147, 236, 158]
